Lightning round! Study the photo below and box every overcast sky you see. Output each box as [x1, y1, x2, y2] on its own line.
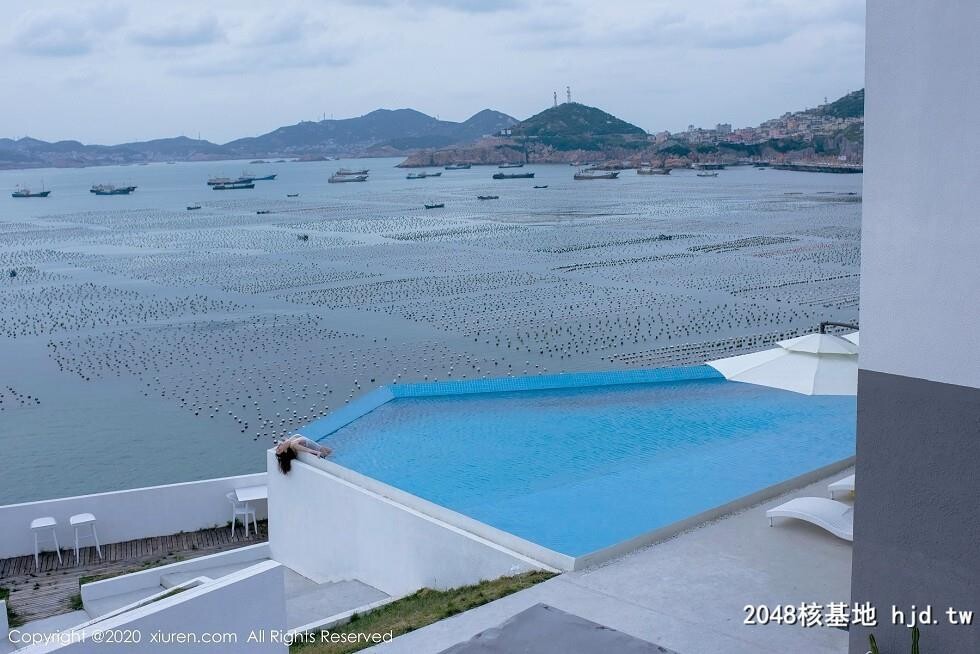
[0, 0, 865, 145]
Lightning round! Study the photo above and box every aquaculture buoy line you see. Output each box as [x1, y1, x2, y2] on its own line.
[0, 177, 860, 462]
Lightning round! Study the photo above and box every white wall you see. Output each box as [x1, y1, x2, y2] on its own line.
[12, 561, 287, 654]
[860, 2, 980, 388]
[0, 474, 267, 558]
[267, 453, 551, 598]
[81, 543, 270, 605]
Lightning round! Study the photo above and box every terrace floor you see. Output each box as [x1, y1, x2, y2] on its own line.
[365, 471, 855, 654]
[0, 521, 267, 625]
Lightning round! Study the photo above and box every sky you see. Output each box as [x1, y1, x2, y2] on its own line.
[0, 0, 866, 145]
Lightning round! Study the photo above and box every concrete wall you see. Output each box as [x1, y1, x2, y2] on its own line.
[0, 473, 267, 558]
[81, 543, 270, 606]
[852, 3, 980, 652]
[13, 561, 287, 654]
[267, 452, 551, 598]
[860, 1, 980, 388]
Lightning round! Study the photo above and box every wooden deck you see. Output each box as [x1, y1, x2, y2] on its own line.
[0, 522, 267, 625]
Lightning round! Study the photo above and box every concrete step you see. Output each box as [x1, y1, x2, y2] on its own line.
[284, 571, 388, 631]
[159, 559, 268, 588]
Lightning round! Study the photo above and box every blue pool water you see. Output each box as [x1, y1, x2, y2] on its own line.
[325, 376, 856, 556]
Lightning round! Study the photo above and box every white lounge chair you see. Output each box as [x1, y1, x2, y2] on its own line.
[766, 497, 854, 541]
[828, 474, 855, 498]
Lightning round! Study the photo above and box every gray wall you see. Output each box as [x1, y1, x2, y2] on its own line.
[854, 2, 980, 652]
[850, 373, 980, 652]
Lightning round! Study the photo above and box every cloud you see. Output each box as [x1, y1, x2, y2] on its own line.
[171, 43, 351, 77]
[10, 5, 127, 57]
[517, 0, 864, 52]
[355, 0, 524, 13]
[130, 16, 223, 48]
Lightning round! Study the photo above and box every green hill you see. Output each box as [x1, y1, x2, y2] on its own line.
[514, 103, 647, 151]
[815, 89, 864, 118]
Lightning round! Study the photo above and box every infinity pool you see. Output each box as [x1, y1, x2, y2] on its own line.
[324, 371, 856, 556]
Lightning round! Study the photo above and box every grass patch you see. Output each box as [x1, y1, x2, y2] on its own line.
[291, 571, 555, 654]
[69, 593, 84, 611]
[1, 586, 23, 628]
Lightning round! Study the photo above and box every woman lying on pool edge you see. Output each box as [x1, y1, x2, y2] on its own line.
[275, 435, 332, 474]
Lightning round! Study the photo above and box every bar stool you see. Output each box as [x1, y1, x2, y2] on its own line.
[69, 513, 102, 564]
[30, 516, 62, 571]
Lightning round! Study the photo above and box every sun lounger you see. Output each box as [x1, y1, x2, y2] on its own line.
[766, 497, 854, 541]
[828, 474, 855, 498]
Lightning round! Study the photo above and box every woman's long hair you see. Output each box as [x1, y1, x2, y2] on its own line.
[276, 446, 298, 474]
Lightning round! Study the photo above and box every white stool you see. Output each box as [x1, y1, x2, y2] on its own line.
[226, 492, 257, 538]
[69, 513, 102, 564]
[30, 516, 62, 571]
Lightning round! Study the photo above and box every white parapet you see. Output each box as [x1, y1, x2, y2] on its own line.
[267, 451, 558, 598]
[0, 473, 267, 559]
[11, 561, 287, 654]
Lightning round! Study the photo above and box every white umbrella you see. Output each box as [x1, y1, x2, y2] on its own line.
[707, 333, 858, 395]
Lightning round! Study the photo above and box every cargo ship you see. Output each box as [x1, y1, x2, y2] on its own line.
[91, 184, 137, 195]
[328, 173, 367, 183]
[574, 170, 619, 180]
[637, 167, 671, 175]
[445, 164, 471, 170]
[492, 172, 535, 180]
[498, 163, 525, 169]
[212, 182, 255, 190]
[11, 185, 50, 198]
[407, 171, 442, 179]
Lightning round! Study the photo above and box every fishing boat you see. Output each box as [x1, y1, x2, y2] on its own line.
[696, 172, 719, 178]
[286, 193, 300, 197]
[533, 185, 548, 189]
[11, 185, 50, 198]
[407, 171, 442, 179]
[207, 176, 234, 186]
[637, 167, 671, 175]
[574, 170, 620, 180]
[253, 174, 277, 181]
[492, 172, 535, 180]
[91, 184, 137, 195]
[336, 168, 369, 176]
[186, 204, 202, 211]
[445, 164, 471, 170]
[477, 195, 499, 200]
[212, 182, 255, 190]
[329, 173, 367, 183]
[498, 162, 525, 169]
[424, 203, 445, 209]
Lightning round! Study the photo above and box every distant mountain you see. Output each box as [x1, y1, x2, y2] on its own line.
[514, 103, 647, 151]
[0, 108, 518, 170]
[400, 102, 651, 166]
[812, 89, 864, 119]
[119, 136, 228, 158]
[223, 108, 517, 157]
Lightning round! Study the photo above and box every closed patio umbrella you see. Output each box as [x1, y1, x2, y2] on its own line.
[707, 332, 858, 395]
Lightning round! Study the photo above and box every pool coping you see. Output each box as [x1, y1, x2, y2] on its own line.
[298, 365, 725, 441]
[296, 366, 856, 570]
